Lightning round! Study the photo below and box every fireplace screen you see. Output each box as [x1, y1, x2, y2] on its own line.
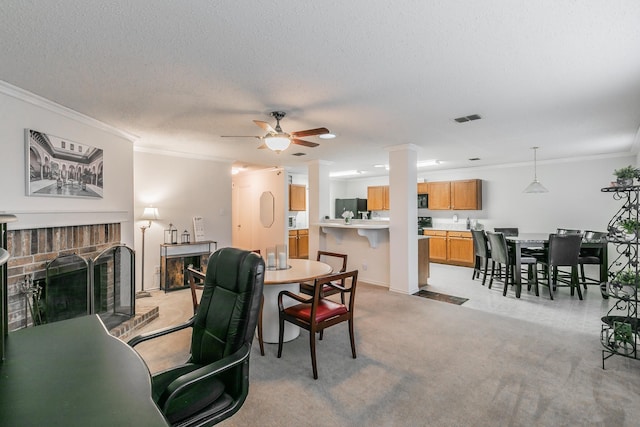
[41, 245, 135, 328]
[44, 254, 90, 323]
[93, 245, 135, 330]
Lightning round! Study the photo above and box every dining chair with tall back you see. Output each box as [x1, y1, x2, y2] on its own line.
[536, 234, 583, 300]
[578, 230, 608, 288]
[471, 230, 491, 286]
[299, 251, 348, 300]
[277, 270, 358, 379]
[557, 228, 583, 236]
[486, 231, 538, 297]
[129, 247, 265, 426]
[494, 227, 519, 236]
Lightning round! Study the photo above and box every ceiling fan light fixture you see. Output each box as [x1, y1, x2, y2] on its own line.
[319, 133, 336, 139]
[264, 134, 290, 153]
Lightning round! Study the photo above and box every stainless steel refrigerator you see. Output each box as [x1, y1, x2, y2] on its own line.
[335, 198, 368, 219]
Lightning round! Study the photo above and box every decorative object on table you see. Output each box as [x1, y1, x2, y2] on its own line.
[523, 146, 548, 193]
[342, 210, 354, 224]
[25, 129, 104, 199]
[192, 216, 205, 241]
[266, 246, 276, 269]
[613, 165, 638, 187]
[138, 206, 160, 298]
[164, 223, 177, 244]
[276, 243, 288, 269]
[181, 229, 190, 244]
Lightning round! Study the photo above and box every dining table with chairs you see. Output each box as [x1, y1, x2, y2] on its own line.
[504, 232, 608, 299]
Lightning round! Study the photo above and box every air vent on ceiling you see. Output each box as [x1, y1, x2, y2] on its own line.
[291, 152, 306, 156]
[469, 157, 481, 161]
[454, 114, 482, 123]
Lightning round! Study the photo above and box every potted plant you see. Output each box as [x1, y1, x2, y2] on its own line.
[619, 218, 640, 240]
[612, 269, 640, 288]
[341, 210, 354, 224]
[614, 165, 638, 186]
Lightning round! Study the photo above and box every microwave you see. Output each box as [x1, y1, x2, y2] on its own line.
[418, 193, 428, 209]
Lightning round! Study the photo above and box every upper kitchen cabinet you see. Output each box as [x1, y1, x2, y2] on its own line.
[427, 179, 482, 210]
[289, 184, 306, 211]
[417, 182, 429, 194]
[367, 185, 389, 210]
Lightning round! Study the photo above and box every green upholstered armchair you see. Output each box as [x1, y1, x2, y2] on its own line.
[129, 247, 265, 426]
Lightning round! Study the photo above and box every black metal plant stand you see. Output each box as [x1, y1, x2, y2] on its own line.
[601, 185, 640, 368]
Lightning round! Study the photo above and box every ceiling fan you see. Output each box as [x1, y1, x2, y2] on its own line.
[221, 111, 330, 153]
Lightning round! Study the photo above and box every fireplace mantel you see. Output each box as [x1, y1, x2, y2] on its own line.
[6, 210, 129, 230]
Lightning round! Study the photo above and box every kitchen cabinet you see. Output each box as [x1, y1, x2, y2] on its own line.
[422, 230, 473, 267]
[418, 237, 430, 286]
[422, 230, 447, 263]
[288, 229, 309, 259]
[446, 231, 474, 266]
[417, 182, 429, 194]
[427, 179, 482, 210]
[289, 184, 306, 211]
[367, 185, 389, 210]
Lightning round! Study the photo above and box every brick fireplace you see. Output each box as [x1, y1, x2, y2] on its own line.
[5, 223, 157, 338]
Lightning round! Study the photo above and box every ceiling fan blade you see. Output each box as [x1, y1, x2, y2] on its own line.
[253, 120, 276, 134]
[291, 138, 320, 148]
[221, 135, 262, 139]
[257, 143, 267, 149]
[290, 127, 329, 138]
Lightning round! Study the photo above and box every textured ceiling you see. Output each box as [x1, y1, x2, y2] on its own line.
[2, 1, 640, 176]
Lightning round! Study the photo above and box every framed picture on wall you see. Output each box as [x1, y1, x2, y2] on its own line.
[25, 129, 104, 198]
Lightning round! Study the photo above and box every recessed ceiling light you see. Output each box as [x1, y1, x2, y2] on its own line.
[330, 170, 365, 178]
[319, 133, 336, 139]
[416, 159, 441, 168]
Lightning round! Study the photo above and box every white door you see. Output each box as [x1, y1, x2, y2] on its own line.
[233, 183, 253, 249]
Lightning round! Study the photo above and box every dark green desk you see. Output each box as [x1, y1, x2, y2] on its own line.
[0, 315, 168, 426]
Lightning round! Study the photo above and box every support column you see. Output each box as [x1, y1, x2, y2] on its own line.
[387, 144, 419, 295]
[307, 160, 332, 259]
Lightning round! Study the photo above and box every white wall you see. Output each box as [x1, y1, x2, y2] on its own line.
[133, 151, 233, 290]
[0, 82, 135, 246]
[332, 155, 633, 233]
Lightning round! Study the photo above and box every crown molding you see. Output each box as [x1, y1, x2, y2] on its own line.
[0, 80, 138, 143]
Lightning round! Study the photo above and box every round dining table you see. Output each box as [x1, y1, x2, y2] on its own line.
[262, 258, 332, 343]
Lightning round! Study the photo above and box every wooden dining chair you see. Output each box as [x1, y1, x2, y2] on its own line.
[277, 270, 358, 379]
[471, 230, 491, 286]
[300, 251, 348, 300]
[186, 265, 206, 314]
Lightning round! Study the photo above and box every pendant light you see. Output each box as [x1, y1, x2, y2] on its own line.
[523, 146, 548, 193]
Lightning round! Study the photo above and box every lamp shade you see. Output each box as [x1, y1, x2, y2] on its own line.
[264, 135, 291, 152]
[141, 207, 159, 221]
[523, 179, 548, 193]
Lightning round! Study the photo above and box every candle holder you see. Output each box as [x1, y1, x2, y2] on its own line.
[276, 244, 288, 270]
[266, 247, 276, 269]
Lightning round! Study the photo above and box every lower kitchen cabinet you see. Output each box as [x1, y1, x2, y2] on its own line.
[422, 230, 474, 267]
[423, 230, 447, 263]
[288, 229, 309, 259]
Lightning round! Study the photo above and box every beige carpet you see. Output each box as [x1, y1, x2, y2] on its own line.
[132, 284, 640, 427]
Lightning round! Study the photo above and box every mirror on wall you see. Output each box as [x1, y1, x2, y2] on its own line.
[260, 191, 274, 228]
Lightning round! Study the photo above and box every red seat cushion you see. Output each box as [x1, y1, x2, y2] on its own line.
[284, 299, 348, 322]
